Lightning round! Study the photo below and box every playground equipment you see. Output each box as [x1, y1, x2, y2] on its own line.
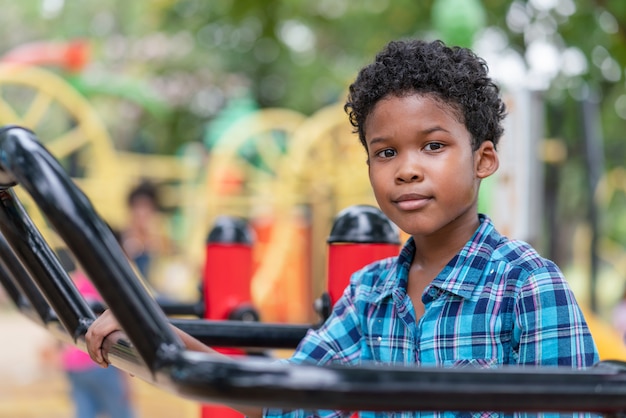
[320, 205, 401, 320]
[201, 215, 263, 418]
[203, 216, 257, 324]
[3, 126, 626, 415]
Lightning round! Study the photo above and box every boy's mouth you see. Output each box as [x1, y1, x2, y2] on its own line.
[393, 193, 431, 211]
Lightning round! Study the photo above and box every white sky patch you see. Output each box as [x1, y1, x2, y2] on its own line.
[529, 0, 558, 11]
[615, 95, 626, 120]
[592, 45, 610, 68]
[507, 2, 530, 33]
[41, 0, 64, 19]
[600, 56, 622, 82]
[526, 39, 561, 88]
[279, 20, 316, 53]
[316, 0, 348, 19]
[598, 11, 619, 34]
[560, 47, 587, 77]
[555, 0, 576, 17]
[474, 28, 528, 90]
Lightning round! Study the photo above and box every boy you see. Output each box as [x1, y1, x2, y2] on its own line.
[86, 39, 599, 417]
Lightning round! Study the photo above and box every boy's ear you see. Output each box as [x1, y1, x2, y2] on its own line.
[475, 141, 499, 179]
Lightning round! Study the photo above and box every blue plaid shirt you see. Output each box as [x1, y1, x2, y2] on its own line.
[265, 215, 599, 418]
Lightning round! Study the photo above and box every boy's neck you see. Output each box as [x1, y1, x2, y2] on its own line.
[410, 215, 480, 269]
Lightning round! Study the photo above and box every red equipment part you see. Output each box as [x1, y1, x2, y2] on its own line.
[325, 205, 401, 418]
[322, 205, 401, 319]
[203, 242, 254, 324]
[327, 243, 401, 305]
[201, 216, 257, 418]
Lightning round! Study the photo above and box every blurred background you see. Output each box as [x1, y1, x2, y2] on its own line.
[1, 0, 626, 416]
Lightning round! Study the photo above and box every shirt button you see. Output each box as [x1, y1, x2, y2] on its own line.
[428, 288, 437, 297]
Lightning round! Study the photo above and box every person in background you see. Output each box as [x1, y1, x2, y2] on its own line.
[121, 180, 170, 283]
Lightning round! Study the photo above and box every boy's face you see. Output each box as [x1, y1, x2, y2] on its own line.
[364, 93, 498, 238]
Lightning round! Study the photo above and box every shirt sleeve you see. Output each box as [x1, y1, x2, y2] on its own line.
[512, 261, 599, 368]
[263, 275, 364, 418]
[291, 274, 365, 366]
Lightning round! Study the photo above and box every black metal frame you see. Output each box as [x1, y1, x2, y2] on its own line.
[0, 125, 626, 414]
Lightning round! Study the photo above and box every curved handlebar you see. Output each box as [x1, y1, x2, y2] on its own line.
[0, 125, 183, 371]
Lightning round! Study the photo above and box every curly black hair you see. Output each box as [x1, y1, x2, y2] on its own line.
[344, 39, 506, 151]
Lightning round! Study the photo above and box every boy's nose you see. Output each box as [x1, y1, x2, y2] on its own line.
[398, 174, 420, 183]
[396, 155, 422, 183]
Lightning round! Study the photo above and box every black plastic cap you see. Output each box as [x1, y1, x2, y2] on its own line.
[206, 216, 253, 244]
[327, 205, 400, 244]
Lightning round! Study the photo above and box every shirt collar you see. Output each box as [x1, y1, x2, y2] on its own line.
[373, 214, 501, 303]
[371, 238, 413, 304]
[433, 214, 500, 299]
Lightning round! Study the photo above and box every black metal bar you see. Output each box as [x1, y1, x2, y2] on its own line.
[87, 298, 206, 319]
[0, 125, 184, 372]
[170, 356, 626, 414]
[0, 189, 94, 338]
[0, 254, 29, 310]
[0, 230, 55, 324]
[156, 297, 205, 318]
[170, 318, 310, 349]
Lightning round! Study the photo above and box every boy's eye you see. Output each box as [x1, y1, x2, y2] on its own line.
[424, 142, 444, 151]
[376, 149, 396, 158]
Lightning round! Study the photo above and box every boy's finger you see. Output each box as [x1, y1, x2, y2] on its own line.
[99, 346, 110, 368]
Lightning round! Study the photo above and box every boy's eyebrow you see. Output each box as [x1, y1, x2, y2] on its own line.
[367, 126, 451, 146]
[367, 137, 387, 147]
[421, 125, 450, 135]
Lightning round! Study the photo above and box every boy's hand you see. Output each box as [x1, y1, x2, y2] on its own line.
[85, 309, 124, 367]
[85, 309, 265, 418]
